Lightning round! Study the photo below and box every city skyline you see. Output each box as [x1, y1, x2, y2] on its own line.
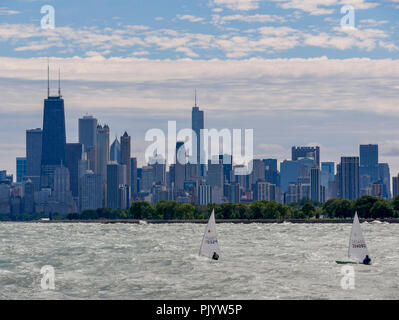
[1, 1, 399, 181]
[3, 76, 399, 181]
[0, 69, 395, 215]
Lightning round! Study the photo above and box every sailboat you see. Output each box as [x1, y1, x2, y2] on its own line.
[199, 209, 221, 260]
[336, 212, 370, 265]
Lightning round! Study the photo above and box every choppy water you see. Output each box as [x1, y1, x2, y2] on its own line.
[0, 222, 398, 300]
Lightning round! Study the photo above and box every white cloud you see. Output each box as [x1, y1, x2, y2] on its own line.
[1, 56, 399, 174]
[272, 0, 379, 15]
[211, 0, 261, 11]
[0, 20, 396, 59]
[0, 7, 20, 15]
[212, 13, 285, 24]
[177, 15, 205, 23]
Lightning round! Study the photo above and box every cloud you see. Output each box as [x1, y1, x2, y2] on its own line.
[211, 0, 261, 11]
[212, 13, 286, 24]
[271, 0, 379, 15]
[0, 17, 396, 59]
[0, 7, 20, 15]
[177, 15, 205, 23]
[1, 56, 399, 175]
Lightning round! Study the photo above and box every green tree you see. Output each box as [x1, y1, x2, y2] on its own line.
[249, 201, 265, 219]
[302, 202, 316, 218]
[175, 203, 195, 219]
[354, 195, 379, 218]
[391, 195, 399, 213]
[129, 201, 155, 219]
[370, 199, 393, 219]
[334, 199, 354, 218]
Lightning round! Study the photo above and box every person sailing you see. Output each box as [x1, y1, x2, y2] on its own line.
[212, 251, 219, 260]
[363, 255, 371, 265]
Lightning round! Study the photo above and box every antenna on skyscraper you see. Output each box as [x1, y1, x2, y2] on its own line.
[47, 57, 50, 98]
[58, 67, 61, 97]
[195, 88, 197, 107]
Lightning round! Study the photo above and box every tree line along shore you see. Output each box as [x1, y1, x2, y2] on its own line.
[2, 195, 399, 222]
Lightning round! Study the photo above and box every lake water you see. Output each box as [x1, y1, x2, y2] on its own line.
[0, 222, 398, 300]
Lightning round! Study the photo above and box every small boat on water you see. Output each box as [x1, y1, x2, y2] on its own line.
[336, 212, 371, 265]
[199, 209, 221, 261]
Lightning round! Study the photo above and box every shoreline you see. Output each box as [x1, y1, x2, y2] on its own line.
[6, 218, 399, 224]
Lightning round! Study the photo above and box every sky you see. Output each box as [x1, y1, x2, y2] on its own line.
[0, 0, 399, 178]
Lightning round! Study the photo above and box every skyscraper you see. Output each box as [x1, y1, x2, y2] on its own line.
[130, 157, 138, 198]
[292, 146, 320, 167]
[106, 162, 126, 209]
[79, 170, 102, 212]
[120, 132, 131, 189]
[264, 159, 279, 186]
[378, 163, 391, 199]
[40, 68, 66, 190]
[53, 165, 76, 213]
[65, 143, 83, 199]
[25, 128, 42, 189]
[310, 167, 321, 202]
[96, 124, 110, 183]
[392, 173, 399, 198]
[192, 90, 205, 176]
[174, 141, 186, 191]
[110, 137, 121, 163]
[79, 115, 97, 173]
[338, 157, 359, 200]
[207, 157, 224, 200]
[220, 154, 233, 184]
[321, 162, 335, 200]
[23, 179, 35, 213]
[79, 115, 97, 153]
[280, 160, 300, 193]
[359, 144, 378, 183]
[16, 157, 26, 183]
[198, 184, 212, 205]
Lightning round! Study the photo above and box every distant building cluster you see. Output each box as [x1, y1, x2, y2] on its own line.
[0, 79, 395, 216]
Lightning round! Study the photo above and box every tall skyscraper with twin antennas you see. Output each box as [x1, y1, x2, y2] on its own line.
[40, 65, 67, 189]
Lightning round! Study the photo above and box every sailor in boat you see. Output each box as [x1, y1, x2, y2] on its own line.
[363, 255, 371, 265]
[212, 251, 219, 260]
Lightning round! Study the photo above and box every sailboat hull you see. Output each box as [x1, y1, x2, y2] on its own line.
[336, 261, 361, 265]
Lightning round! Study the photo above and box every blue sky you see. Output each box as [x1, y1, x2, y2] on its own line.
[1, 0, 399, 178]
[1, 0, 399, 59]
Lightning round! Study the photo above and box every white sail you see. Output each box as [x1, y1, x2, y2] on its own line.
[199, 210, 221, 259]
[348, 212, 369, 262]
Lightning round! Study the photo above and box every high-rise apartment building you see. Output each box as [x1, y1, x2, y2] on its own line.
[25, 128, 42, 187]
[79, 115, 97, 153]
[120, 132, 131, 189]
[16, 157, 26, 183]
[310, 167, 321, 202]
[96, 124, 110, 183]
[360, 144, 378, 183]
[338, 157, 359, 200]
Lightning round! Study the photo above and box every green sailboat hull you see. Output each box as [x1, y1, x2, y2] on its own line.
[336, 261, 361, 265]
